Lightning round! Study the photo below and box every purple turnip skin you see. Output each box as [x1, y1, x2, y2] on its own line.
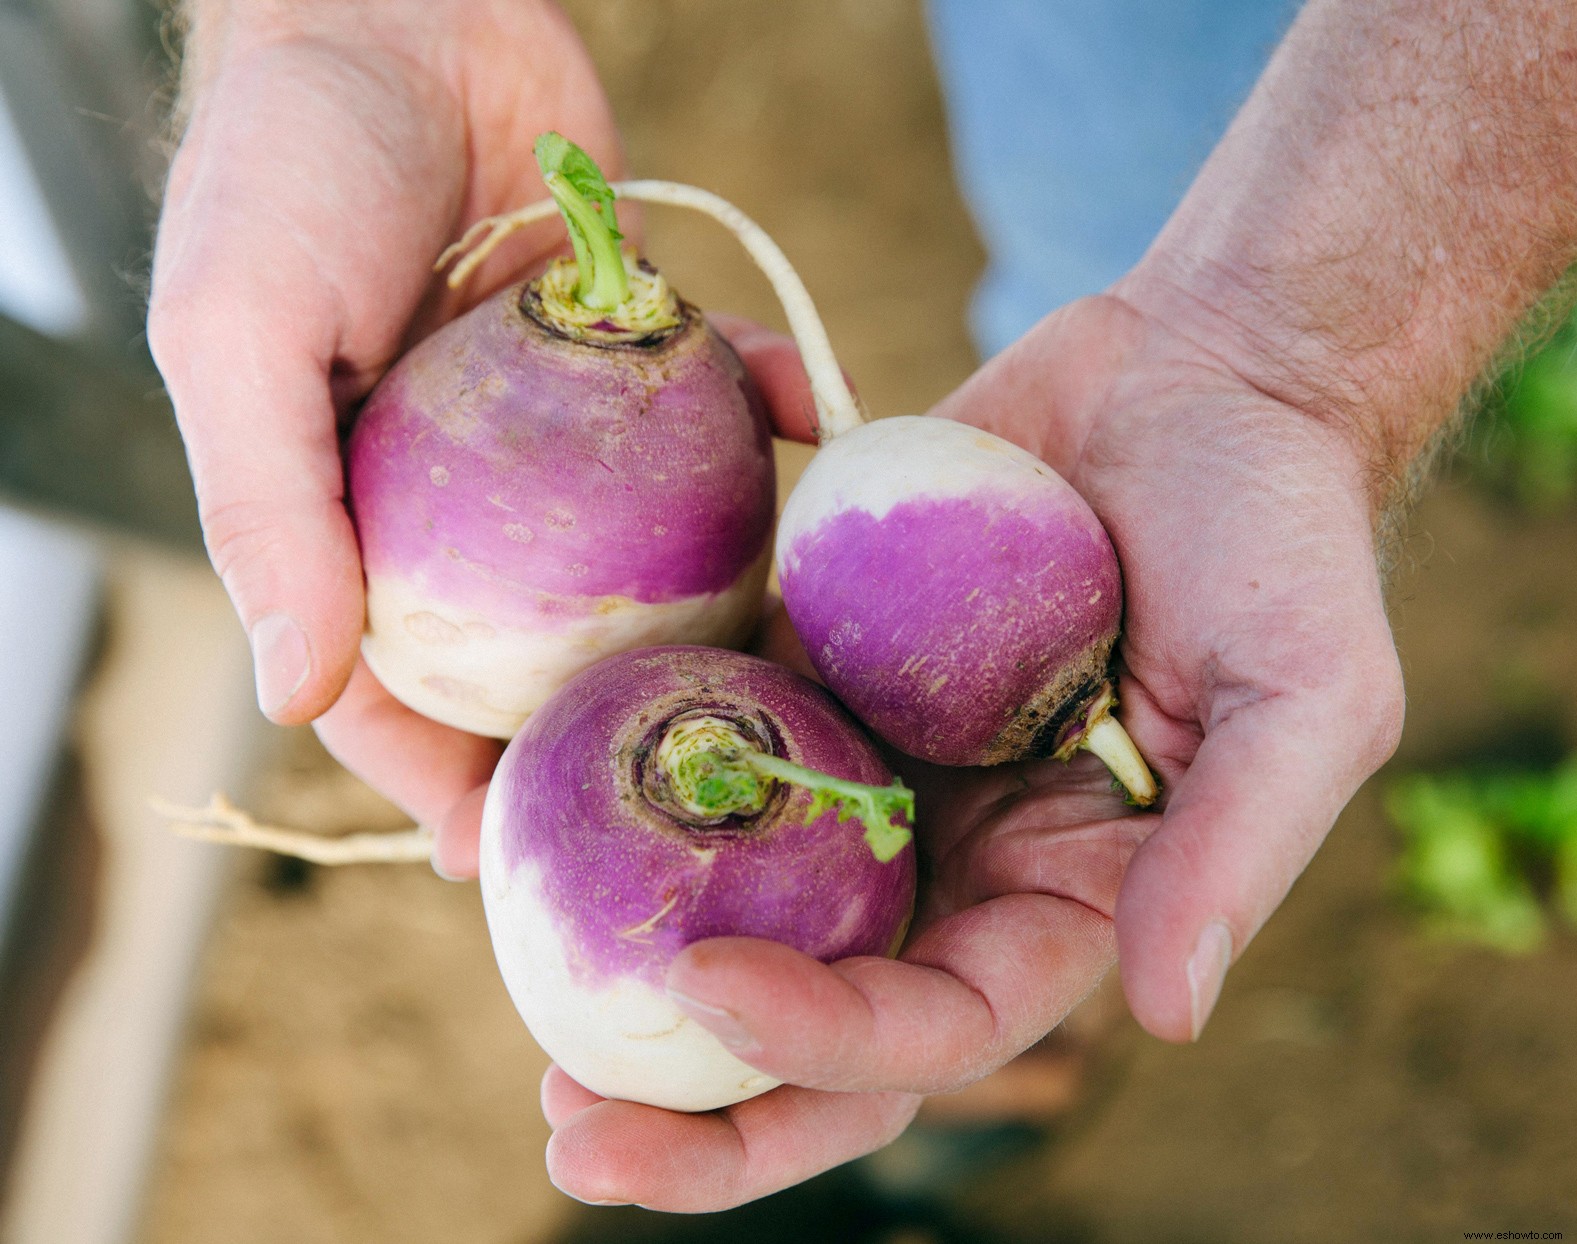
[777, 416, 1122, 767]
[479, 646, 916, 1112]
[347, 282, 775, 739]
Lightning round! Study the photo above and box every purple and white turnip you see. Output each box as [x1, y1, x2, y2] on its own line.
[164, 641, 916, 1113]
[346, 136, 775, 739]
[776, 416, 1150, 795]
[479, 645, 916, 1112]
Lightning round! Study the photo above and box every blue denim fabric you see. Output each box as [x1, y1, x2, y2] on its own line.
[926, 0, 1299, 357]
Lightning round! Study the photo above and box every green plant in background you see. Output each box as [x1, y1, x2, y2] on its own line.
[1386, 758, 1577, 952]
[1474, 296, 1577, 511]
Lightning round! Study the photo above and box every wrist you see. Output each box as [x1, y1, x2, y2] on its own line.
[1111, 260, 1434, 519]
[1112, 0, 1577, 523]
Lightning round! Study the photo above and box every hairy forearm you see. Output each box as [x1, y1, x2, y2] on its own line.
[1119, 0, 1577, 505]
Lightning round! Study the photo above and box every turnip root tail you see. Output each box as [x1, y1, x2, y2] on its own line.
[152, 794, 434, 865]
[439, 179, 867, 441]
[1049, 684, 1159, 807]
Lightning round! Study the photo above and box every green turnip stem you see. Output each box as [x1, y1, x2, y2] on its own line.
[153, 794, 433, 864]
[437, 180, 868, 441]
[729, 749, 915, 863]
[535, 133, 629, 309]
[543, 172, 628, 308]
[656, 715, 913, 862]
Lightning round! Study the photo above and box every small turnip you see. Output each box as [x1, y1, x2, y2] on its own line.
[480, 645, 916, 1112]
[163, 642, 916, 1112]
[347, 136, 774, 739]
[776, 416, 1141, 782]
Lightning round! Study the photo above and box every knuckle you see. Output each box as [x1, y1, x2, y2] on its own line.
[144, 291, 192, 376]
[145, 282, 226, 395]
[1348, 643, 1406, 774]
[198, 495, 287, 590]
[1368, 663, 1407, 766]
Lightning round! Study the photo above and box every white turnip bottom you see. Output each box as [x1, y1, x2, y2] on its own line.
[362, 552, 769, 739]
[479, 802, 781, 1113]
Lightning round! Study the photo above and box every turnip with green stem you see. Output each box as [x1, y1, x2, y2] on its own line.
[484, 644, 918, 1112]
[346, 135, 775, 741]
[163, 643, 915, 1114]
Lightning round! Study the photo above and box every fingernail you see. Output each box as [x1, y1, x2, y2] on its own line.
[666, 987, 755, 1051]
[249, 612, 310, 716]
[1186, 920, 1233, 1041]
[430, 854, 465, 883]
[548, 1178, 629, 1208]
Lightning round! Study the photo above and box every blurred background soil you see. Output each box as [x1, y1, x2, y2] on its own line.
[126, 3, 1577, 1242]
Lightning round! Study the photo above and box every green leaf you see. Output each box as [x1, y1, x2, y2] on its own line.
[1385, 769, 1563, 953]
[533, 132, 622, 240]
[803, 782, 916, 863]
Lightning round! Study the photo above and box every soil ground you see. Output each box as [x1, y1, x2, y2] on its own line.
[137, 4, 1577, 1242]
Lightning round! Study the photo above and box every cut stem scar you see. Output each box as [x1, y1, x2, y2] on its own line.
[152, 794, 434, 864]
[437, 180, 867, 440]
[655, 715, 774, 819]
[531, 253, 682, 343]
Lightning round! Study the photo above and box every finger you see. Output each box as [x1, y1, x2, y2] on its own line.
[431, 784, 492, 881]
[545, 1084, 919, 1211]
[708, 313, 843, 444]
[540, 1063, 605, 1129]
[313, 660, 502, 835]
[665, 893, 1115, 1095]
[1115, 658, 1405, 1043]
[150, 290, 366, 724]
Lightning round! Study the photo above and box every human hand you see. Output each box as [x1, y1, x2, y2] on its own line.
[148, 2, 827, 846]
[148, 0, 634, 830]
[939, 294, 1406, 1041]
[535, 291, 1404, 1211]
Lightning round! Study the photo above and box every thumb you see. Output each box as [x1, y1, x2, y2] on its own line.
[1115, 654, 1404, 1042]
[149, 284, 365, 724]
[708, 313, 850, 445]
